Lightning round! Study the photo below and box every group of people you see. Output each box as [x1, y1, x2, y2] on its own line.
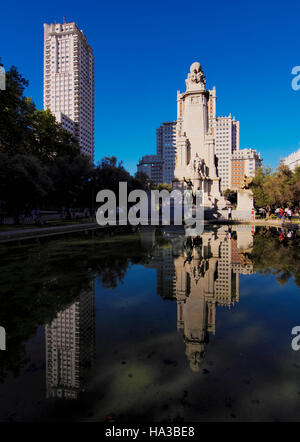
[276, 207, 293, 222]
[61, 206, 92, 220]
[19, 208, 44, 225]
[17, 206, 94, 225]
[277, 227, 294, 242]
[227, 205, 296, 222]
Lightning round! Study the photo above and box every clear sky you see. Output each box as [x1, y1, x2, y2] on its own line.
[1, 0, 299, 174]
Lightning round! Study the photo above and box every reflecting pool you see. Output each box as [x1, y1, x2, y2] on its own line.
[0, 225, 299, 421]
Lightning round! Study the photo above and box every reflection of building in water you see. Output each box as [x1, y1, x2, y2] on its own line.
[160, 226, 254, 372]
[139, 227, 156, 253]
[214, 235, 239, 306]
[45, 281, 95, 399]
[140, 227, 176, 300]
[154, 246, 176, 300]
[144, 245, 175, 300]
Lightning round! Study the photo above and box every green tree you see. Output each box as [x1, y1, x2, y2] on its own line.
[47, 154, 92, 209]
[32, 109, 81, 165]
[251, 165, 299, 210]
[92, 157, 146, 199]
[285, 165, 300, 209]
[0, 64, 81, 164]
[134, 171, 150, 189]
[0, 64, 36, 157]
[0, 153, 52, 223]
[0, 61, 170, 220]
[223, 189, 237, 205]
[153, 183, 172, 192]
[251, 167, 272, 208]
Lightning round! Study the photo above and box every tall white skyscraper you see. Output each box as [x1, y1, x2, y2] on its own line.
[156, 121, 177, 183]
[43, 22, 95, 160]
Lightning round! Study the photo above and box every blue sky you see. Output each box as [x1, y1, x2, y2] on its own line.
[1, 0, 299, 174]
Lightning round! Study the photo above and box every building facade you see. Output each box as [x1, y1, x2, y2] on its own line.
[43, 22, 95, 160]
[211, 115, 240, 191]
[45, 282, 95, 399]
[282, 148, 300, 171]
[156, 121, 177, 184]
[137, 154, 164, 186]
[207, 88, 240, 191]
[231, 148, 262, 190]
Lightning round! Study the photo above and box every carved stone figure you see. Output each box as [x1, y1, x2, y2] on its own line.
[185, 62, 206, 90]
[183, 176, 194, 190]
[183, 176, 196, 206]
[187, 154, 207, 179]
[240, 175, 253, 190]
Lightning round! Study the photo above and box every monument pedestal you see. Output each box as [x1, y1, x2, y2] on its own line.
[233, 189, 254, 220]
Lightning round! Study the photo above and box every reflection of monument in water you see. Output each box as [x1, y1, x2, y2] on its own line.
[176, 226, 254, 371]
[45, 280, 95, 399]
[148, 226, 254, 372]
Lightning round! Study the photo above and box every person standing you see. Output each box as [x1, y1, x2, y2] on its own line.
[228, 206, 232, 220]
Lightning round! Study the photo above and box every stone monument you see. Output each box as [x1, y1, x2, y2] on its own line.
[173, 62, 227, 218]
[232, 175, 254, 220]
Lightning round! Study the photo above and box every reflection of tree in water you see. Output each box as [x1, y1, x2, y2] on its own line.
[95, 257, 129, 289]
[183, 236, 203, 266]
[1, 226, 298, 382]
[0, 228, 150, 382]
[250, 227, 300, 288]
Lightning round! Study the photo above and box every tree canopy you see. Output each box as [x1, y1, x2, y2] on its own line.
[0, 62, 146, 222]
[0, 62, 80, 163]
[251, 165, 300, 209]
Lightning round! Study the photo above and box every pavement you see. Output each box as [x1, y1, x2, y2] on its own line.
[0, 218, 298, 244]
[0, 222, 101, 243]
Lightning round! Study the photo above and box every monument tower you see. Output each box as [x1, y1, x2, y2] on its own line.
[173, 62, 227, 215]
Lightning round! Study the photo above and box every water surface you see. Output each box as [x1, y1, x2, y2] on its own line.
[0, 225, 299, 422]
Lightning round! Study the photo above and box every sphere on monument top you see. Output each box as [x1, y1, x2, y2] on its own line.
[190, 62, 201, 73]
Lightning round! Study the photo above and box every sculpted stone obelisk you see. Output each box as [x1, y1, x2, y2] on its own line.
[173, 62, 227, 216]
